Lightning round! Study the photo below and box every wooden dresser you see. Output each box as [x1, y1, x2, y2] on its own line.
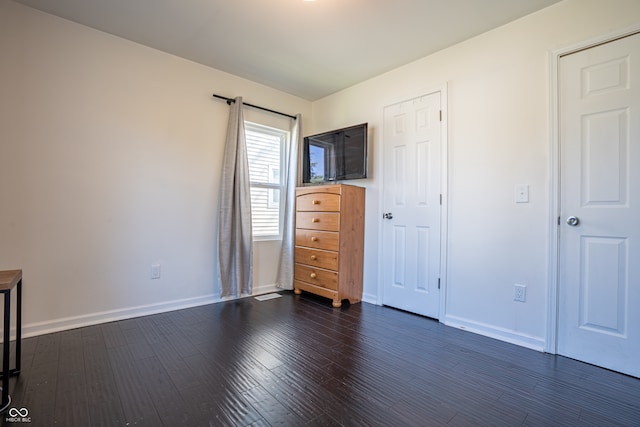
[294, 184, 365, 307]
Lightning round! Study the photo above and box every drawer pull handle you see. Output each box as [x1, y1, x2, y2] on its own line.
[310, 255, 317, 261]
[312, 218, 320, 223]
[311, 236, 318, 242]
[310, 273, 317, 279]
[312, 199, 320, 205]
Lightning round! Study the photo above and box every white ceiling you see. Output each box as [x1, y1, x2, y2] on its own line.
[14, 0, 562, 100]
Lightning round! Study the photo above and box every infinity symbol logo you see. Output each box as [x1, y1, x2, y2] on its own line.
[8, 407, 28, 417]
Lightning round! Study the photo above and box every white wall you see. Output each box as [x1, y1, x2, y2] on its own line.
[310, 0, 640, 350]
[3, 0, 639, 350]
[0, 0, 311, 336]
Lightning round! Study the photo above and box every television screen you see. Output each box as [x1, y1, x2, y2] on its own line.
[302, 123, 368, 184]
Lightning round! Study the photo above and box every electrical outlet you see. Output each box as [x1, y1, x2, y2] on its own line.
[514, 284, 526, 302]
[151, 264, 161, 280]
[515, 184, 529, 203]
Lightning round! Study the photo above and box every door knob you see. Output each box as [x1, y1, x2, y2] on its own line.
[383, 212, 393, 220]
[566, 216, 580, 226]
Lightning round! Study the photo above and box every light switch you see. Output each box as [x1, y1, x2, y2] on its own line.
[515, 184, 529, 203]
[151, 264, 161, 279]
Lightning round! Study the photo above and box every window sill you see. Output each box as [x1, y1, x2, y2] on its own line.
[253, 236, 282, 242]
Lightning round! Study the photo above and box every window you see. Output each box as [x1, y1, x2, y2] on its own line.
[245, 122, 288, 239]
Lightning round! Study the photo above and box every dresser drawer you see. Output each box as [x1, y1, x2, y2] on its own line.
[294, 264, 338, 290]
[295, 247, 338, 271]
[295, 212, 339, 232]
[296, 193, 341, 212]
[295, 229, 339, 251]
[294, 280, 337, 302]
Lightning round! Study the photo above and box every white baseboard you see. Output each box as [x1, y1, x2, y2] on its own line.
[443, 314, 545, 352]
[308, 292, 545, 352]
[22, 294, 220, 339]
[20, 285, 287, 339]
[17, 290, 546, 355]
[362, 292, 378, 305]
[252, 283, 281, 296]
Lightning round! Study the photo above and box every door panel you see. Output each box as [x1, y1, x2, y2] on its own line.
[582, 109, 627, 205]
[558, 32, 640, 377]
[579, 236, 627, 335]
[382, 93, 442, 318]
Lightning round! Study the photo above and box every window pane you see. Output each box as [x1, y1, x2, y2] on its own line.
[245, 123, 286, 238]
[250, 187, 280, 237]
[246, 129, 281, 185]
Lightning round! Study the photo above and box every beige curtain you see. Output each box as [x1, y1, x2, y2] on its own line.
[275, 114, 302, 290]
[218, 97, 253, 297]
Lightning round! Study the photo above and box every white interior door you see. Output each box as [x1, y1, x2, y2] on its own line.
[558, 32, 640, 377]
[382, 93, 442, 318]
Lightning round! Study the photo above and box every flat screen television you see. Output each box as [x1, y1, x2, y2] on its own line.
[302, 123, 368, 184]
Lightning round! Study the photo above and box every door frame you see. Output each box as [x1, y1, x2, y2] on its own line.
[376, 83, 449, 321]
[547, 25, 640, 354]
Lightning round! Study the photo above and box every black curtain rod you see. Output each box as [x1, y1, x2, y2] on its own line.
[212, 94, 297, 120]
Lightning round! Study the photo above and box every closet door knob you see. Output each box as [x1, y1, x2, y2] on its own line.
[566, 216, 580, 226]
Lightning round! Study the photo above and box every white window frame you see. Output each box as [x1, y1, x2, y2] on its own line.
[245, 121, 288, 241]
[267, 164, 280, 209]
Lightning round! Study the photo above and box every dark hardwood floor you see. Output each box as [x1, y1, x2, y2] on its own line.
[2, 292, 639, 426]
